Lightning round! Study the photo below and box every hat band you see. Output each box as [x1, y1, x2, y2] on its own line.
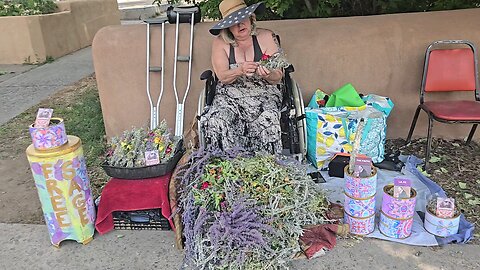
[221, 3, 247, 18]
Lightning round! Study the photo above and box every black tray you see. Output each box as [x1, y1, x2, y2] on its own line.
[102, 141, 184, 180]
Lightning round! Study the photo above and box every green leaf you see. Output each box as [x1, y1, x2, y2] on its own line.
[451, 143, 460, 147]
[464, 193, 473, 199]
[467, 198, 480, 205]
[416, 166, 431, 177]
[458, 182, 467, 189]
[429, 156, 441, 163]
[440, 167, 448, 173]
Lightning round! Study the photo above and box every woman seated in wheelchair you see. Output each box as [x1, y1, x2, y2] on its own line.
[200, 0, 286, 154]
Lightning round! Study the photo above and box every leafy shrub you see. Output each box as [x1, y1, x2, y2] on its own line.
[0, 0, 57, 17]
[190, 0, 480, 20]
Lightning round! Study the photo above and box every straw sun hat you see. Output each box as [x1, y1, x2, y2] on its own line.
[209, 0, 265, 35]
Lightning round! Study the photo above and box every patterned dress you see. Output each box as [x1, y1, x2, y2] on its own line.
[200, 64, 283, 154]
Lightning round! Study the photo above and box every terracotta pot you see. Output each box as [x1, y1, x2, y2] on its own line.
[29, 117, 68, 151]
[344, 211, 375, 235]
[344, 166, 377, 198]
[344, 192, 376, 218]
[424, 207, 460, 237]
[381, 184, 417, 219]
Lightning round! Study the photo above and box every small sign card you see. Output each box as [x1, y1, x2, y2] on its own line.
[145, 150, 160, 166]
[393, 178, 412, 199]
[353, 157, 372, 177]
[34, 108, 53, 128]
[436, 197, 455, 218]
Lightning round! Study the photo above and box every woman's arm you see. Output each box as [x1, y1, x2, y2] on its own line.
[211, 37, 258, 84]
[255, 30, 284, 84]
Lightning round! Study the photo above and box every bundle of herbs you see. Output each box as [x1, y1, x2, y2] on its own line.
[178, 148, 330, 269]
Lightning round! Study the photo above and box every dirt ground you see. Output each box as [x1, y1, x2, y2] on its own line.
[0, 78, 478, 244]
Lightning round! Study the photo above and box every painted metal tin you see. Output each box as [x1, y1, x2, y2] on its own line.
[381, 184, 417, 219]
[29, 117, 68, 151]
[344, 211, 375, 235]
[379, 211, 413, 239]
[344, 192, 376, 218]
[424, 208, 460, 237]
[344, 166, 377, 198]
[26, 135, 95, 247]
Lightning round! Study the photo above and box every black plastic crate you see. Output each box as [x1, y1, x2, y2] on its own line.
[113, 209, 171, 231]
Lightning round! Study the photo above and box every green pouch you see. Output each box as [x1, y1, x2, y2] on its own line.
[326, 83, 365, 107]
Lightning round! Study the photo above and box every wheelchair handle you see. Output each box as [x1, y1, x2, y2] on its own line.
[200, 70, 213, 81]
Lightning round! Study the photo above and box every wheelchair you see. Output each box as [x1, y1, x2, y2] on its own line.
[197, 58, 307, 161]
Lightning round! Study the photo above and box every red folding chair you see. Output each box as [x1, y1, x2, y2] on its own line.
[406, 40, 480, 170]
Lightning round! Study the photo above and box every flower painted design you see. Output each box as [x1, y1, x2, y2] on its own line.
[382, 196, 416, 219]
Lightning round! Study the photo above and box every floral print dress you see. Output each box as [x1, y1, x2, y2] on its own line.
[199, 64, 283, 154]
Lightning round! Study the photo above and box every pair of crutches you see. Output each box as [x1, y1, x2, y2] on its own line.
[144, 6, 199, 136]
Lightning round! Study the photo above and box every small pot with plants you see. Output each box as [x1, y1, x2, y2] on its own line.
[102, 120, 184, 179]
[424, 196, 460, 237]
[343, 119, 377, 235]
[379, 179, 417, 239]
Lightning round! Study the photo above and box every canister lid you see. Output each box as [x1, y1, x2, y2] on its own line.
[26, 135, 82, 158]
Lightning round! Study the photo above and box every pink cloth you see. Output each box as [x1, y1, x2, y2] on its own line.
[95, 173, 175, 234]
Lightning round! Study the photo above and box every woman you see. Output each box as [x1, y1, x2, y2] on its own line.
[200, 0, 285, 154]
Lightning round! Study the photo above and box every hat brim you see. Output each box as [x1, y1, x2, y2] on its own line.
[209, 2, 265, 36]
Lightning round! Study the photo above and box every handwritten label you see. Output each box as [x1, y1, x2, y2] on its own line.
[394, 178, 411, 199]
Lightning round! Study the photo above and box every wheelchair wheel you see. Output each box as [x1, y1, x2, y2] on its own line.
[291, 81, 307, 158]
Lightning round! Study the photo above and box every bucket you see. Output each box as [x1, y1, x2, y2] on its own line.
[26, 135, 95, 247]
[344, 192, 376, 218]
[424, 207, 460, 237]
[344, 166, 377, 198]
[29, 117, 68, 151]
[344, 211, 375, 235]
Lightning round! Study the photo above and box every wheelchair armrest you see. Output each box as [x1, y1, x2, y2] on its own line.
[200, 70, 213, 81]
[285, 64, 294, 74]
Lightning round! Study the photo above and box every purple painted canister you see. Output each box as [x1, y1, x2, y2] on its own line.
[379, 211, 413, 239]
[344, 192, 376, 218]
[344, 167, 377, 198]
[381, 184, 417, 219]
[344, 211, 375, 235]
[29, 118, 68, 151]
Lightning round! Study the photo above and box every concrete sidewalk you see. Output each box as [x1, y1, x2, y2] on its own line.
[0, 47, 94, 126]
[1, 222, 479, 269]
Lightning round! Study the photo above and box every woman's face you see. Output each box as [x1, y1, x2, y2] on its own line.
[228, 17, 251, 40]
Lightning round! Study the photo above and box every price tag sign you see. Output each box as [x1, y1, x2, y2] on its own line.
[34, 108, 53, 128]
[353, 157, 372, 177]
[145, 150, 160, 166]
[394, 178, 412, 199]
[436, 197, 455, 218]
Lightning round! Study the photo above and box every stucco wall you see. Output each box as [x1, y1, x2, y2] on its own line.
[0, 0, 120, 64]
[92, 8, 480, 141]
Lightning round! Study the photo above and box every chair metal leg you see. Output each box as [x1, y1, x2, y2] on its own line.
[424, 116, 434, 171]
[466, 124, 478, 145]
[406, 105, 422, 144]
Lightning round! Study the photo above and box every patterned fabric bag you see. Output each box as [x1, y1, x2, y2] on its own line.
[306, 92, 393, 169]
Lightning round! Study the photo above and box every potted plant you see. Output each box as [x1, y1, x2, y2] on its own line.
[102, 120, 184, 179]
[379, 184, 417, 239]
[343, 119, 377, 235]
[424, 197, 460, 237]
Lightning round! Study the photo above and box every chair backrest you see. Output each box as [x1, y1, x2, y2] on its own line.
[420, 40, 479, 103]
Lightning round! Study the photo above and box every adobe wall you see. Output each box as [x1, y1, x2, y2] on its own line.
[92, 8, 480, 141]
[0, 0, 120, 64]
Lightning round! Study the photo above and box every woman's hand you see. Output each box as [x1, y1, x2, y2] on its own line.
[256, 65, 282, 84]
[240, 61, 259, 77]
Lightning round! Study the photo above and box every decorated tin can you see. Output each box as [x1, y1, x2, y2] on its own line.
[381, 184, 417, 219]
[26, 135, 95, 247]
[424, 208, 460, 237]
[29, 117, 68, 151]
[344, 192, 376, 218]
[344, 211, 375, 235]
[344, 166, 377, 198]
[379, 211, 413, 239]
